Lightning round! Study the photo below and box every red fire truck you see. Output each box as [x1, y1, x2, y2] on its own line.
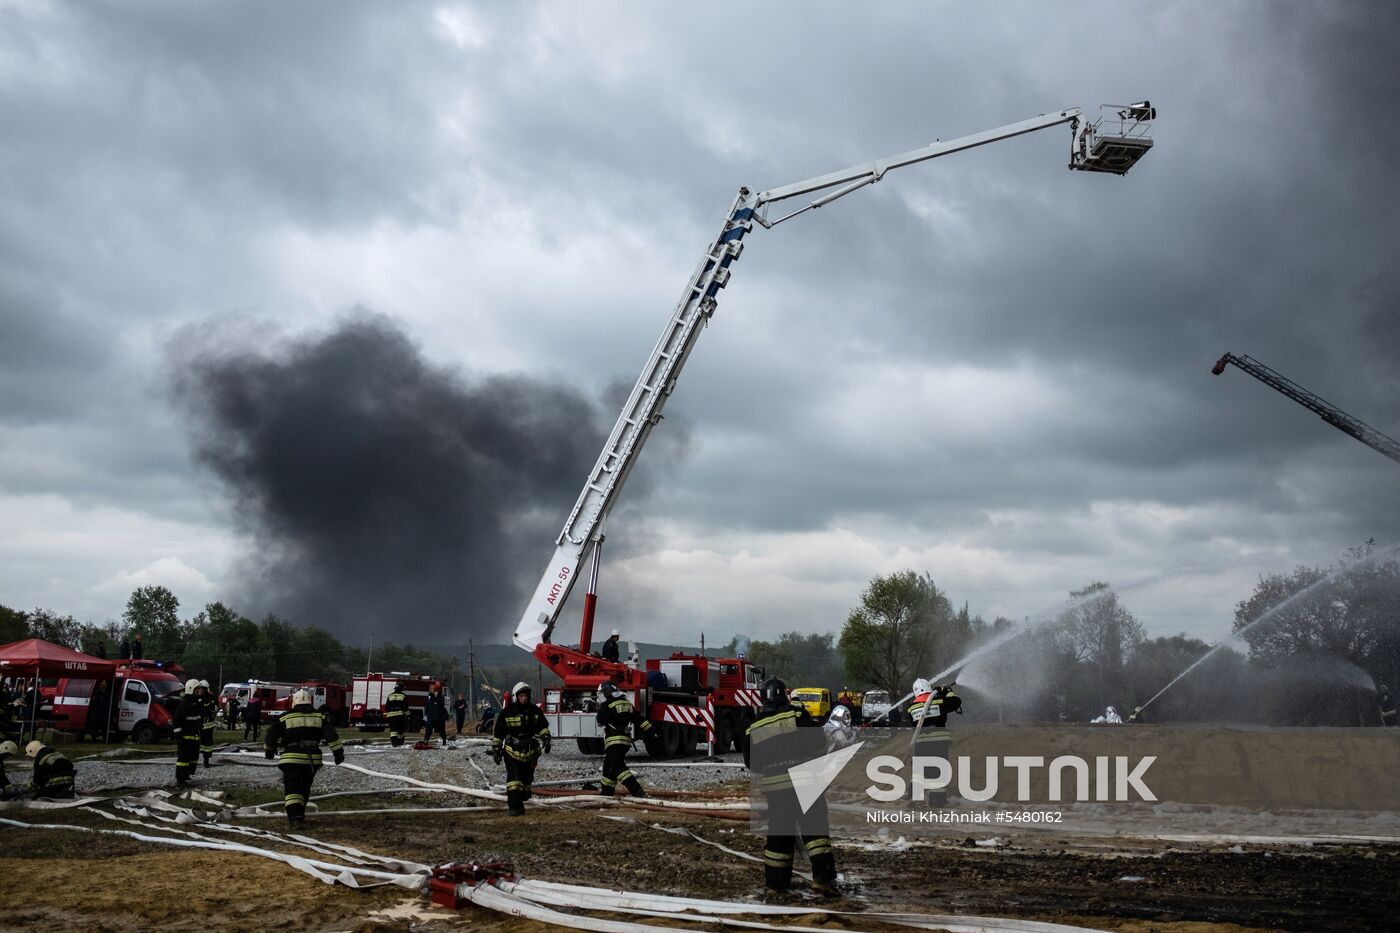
[51, 659, 185, 744]
[217, 680, 299, 722]
[349, 672, 432, 732]
[535, 646, 765, 757]
[267, 681, 350, 726]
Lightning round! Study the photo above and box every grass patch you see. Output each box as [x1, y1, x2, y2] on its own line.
[216, 786, 286, 809]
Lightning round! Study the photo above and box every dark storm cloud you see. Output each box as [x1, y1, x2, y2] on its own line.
[165, 313, 611, 643]
[4, 1, 1398, 637]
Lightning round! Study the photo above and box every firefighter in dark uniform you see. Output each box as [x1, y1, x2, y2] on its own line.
[744, 677, 838, 895]
[384, 682, 408, 747]
[264, 688, 344, 826]
[197, 679, 217, 766]
[910, 678, 961, 806]
[1379, 684, 1397, 727]
[26, 740, 76, 799]
[596, 682, 652, 798]
[0, 740, 22, 800]
[492, 682, 551, 816]
[172, 678, 205, 788]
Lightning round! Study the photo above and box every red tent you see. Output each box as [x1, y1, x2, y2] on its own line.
[1, 639, 116, 742]
[0, 638, 116, 678]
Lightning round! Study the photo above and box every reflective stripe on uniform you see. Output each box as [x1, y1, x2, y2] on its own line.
[763, 849, 793, 867]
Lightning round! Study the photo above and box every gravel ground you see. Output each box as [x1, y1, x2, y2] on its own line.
[70, 736, 748, 799]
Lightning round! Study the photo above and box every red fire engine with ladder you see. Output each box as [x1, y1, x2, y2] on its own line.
[511, 102, 1156, 758]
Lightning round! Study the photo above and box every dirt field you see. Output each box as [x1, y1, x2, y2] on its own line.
[4, 729, 1397, 931]
[4, 798, 1398, 932]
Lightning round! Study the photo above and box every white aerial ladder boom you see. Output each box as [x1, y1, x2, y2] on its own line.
[513, 102, 1155, 653]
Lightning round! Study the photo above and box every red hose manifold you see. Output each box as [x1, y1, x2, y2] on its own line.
[429, 861, 516, 908]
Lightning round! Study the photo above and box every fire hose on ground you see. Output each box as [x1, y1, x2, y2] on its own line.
[3, 789, 1118, 931]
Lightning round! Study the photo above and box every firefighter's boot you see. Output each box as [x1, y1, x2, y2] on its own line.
[623, 775, 647, 798]
[809, 852, 839, 897]
[763, 847, 794, 891]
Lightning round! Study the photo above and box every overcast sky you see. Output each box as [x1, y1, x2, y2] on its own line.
[2, 1, 1397, 652]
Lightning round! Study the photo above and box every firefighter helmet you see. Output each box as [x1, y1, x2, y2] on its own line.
[512, 681, 531, 699]
[759, 677, 788, 706]
[0, 740, 17, 758]
[199, 679, 210, 689]
[912, 677, 931, 696]
[292, 688, 313, 707]
[829, 705, 851, 724]
[610, 629, 620, 637]
[600, 682, 621, 700]
[25, 740, 43, 758]
[184, 678, 201, 693]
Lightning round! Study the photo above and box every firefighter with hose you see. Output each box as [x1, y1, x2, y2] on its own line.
[198, 679, 217, 766]
[26, 740, 76, 799]
[264, 687, 344, 826]
[596, 681, 651, 798]
[492, 682, 551, 816]
[172, 678, 205, 789]
[909, 678, 961, 806]
[744, 676, 838, 895]
[384, 682, 408, 747]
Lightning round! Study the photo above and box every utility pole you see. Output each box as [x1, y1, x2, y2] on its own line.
[468, 638, 476, 712]
[366, 632, 374, 675]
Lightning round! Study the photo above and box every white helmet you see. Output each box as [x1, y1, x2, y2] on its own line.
[26, 740, 44, 758]
[0, 740, 17, 758]
[512, 681, 531, 698]
[912, 678, 932, 695]
[185, 678, 201, 693]
[610, 629, 620, 637]
[199, 679, 210, 689]
[292, 688, 313, 706]
[829, 705, 851, 724]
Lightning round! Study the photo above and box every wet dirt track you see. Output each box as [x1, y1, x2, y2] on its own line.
[4, 802, 1398, 932]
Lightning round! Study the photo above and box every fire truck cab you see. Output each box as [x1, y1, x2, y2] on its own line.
[51, 659, 184, 744]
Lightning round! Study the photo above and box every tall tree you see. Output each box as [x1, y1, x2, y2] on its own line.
[25, 608, 83, 648]
[1234, 542, 1400, 686]
[1051, 582, 1144, 714]
[726, 632, 844, 693]
[838, 570, 954, 698]
[0, 605, 28, 643]
[123, 585, 183, 658]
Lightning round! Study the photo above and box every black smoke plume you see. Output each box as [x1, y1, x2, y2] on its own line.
[166, 313, 611, 645]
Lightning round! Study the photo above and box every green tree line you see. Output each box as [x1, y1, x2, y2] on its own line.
[1, 586, 465, 688]
[6, 541, 1395, 724]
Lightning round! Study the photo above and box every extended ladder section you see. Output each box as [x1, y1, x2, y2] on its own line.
[512, 103, 1157, 652]
[513, 193, 753, 649]
[1213, 352, 1400, 465]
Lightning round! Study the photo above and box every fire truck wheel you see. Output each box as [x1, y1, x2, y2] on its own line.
[659, 722, 681, 758]
[132, 722, 158, 745]
[716, 713, 735, 752]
